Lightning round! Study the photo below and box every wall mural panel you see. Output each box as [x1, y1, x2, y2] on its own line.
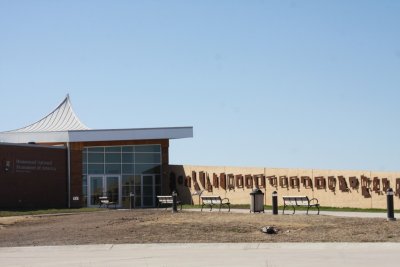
[169, 165, 400, 209]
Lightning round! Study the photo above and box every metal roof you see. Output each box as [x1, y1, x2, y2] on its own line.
[0, 95, 193, 143]
[6, 94, 89, 133]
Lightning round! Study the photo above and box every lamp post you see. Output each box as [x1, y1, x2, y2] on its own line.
[272, 191, 278, 215]
[387, 188, 396, 221]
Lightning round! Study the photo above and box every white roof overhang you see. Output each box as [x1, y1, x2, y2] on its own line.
[0, 127, 193, 143]
[0, 95, 193, 144]
[68, 127, 193, 142]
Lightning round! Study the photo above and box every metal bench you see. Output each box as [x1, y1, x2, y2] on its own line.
[98, 196, 117, 209]
[200, 196, 230, 212]
[282, 196, 320, 215]
[157, 195, 182, 210]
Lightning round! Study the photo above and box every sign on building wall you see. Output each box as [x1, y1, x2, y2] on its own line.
[0, 144, 67, 209]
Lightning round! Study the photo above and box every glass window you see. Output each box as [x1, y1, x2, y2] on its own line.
[105, 164, 121, 174]
[142, 175, 154, 186]
[122, 153, 134, 163]
[88, 153, 104, 163]
[142, 186, 153, 195]
[122, 175, 135, 185]
[122, 164, 134, 174]
[135, 186, 141, 195]
[134, 145, 161, 153]
[135, 196, 141, 206]
[88, 164, 104, 174]
[105, 153, 121, 163]
[121, 197, 129, 208]
[155, 175, 161, 185]
[143, 196, 154, 206]
[88, 147, 104, 153]
[122, 146, 134, 152]
[135, 153, 161, 164]
[82, 145, 163, 208]
[156, 186, 161, 196]
[122, 186, 132, 197]
[135, 164, 161, 174]
[105, 147, 121, 153]
[134, 175, 141, 186]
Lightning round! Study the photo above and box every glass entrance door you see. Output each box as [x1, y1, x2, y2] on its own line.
[106, 176, 120, 204]
[141, 174, 155, 207]
[89, 176, 103, 207]
[88, 175, 121, 207]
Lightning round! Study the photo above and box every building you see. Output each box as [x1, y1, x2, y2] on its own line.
[0, 95, 193, 209]
[0, 143, 67, 209]
[4, 96, 396, 211]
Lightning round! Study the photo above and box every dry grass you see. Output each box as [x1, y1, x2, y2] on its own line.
[0, 209, 399, 247]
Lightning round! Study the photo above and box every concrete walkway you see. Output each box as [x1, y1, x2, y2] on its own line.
[1, 243, 400, 267]
[185, 207, 394, 218]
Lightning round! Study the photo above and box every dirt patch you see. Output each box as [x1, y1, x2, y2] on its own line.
[0, 216, 33, 228]
[0, 209, 399, 247]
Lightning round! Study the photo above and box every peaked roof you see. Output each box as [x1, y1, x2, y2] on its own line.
[6, 94, 89, 133]
[0, 95, 193, 143]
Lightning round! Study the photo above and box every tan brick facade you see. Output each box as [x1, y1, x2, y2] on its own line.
[170, 165, 400, 209]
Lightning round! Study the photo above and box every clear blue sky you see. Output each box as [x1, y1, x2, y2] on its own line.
[1, 0, 399, 171]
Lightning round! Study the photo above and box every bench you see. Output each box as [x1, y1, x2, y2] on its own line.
[99, 196, 117, 209]
[200, 196, 230, 212]
[157, 196, 182, 210]
[282, 196, 320, 215]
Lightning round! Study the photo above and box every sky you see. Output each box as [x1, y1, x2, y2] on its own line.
[0, 0, 399, 171]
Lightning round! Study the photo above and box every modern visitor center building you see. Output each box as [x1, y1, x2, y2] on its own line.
[0, 95, 193, 209]
[3, 97, 398, 211]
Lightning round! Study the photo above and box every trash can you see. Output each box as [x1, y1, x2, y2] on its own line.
[250, 189, 264, 213]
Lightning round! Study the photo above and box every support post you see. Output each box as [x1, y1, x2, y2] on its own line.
[387, 188, 396, 221]
[130, 192, 135, 210]
[172, 190, 178, 213]
[272, 191, 278, 215]
[67, 142, 71, 208]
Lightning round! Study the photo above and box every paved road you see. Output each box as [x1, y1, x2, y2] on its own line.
[1, 243, 400, 267]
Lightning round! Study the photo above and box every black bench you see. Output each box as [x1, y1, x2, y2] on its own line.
[200, 196, 230, 212]
[157, 195, 182, 210]
[282, 196, 320, 215]
[99, 196, 117, 209]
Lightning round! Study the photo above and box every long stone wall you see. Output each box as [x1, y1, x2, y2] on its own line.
[169, 165, 400, 209]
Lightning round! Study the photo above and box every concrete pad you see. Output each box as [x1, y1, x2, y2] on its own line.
[1, 243, 400, 267]
[320, 210, 390, 218]
[185, 208, 395, 219]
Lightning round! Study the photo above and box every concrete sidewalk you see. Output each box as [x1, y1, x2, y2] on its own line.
[1, 243, 400, 267]
[185, 208, 394, 219]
